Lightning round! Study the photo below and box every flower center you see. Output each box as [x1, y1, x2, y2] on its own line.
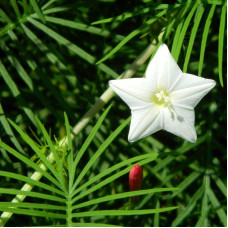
[153, 90, 170, 105]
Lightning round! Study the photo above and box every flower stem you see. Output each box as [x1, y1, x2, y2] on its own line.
[0, 35, 163, 227]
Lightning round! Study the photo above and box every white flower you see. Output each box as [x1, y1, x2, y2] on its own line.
[109, 44, 216, 143]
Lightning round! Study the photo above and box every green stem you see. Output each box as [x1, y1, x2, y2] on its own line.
[0, 33, 163, 227]
[66, 195, 73, 226]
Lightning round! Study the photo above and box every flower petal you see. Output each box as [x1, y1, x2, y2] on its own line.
[171, 73, 216, 108]
[145, 44, 182, 92]
[128, 105, 162, 142]
[109, 78, 155, 110]
[109, 44, 215, 143]
[162, 106, 197, 143]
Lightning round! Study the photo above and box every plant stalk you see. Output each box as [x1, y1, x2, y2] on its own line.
[66, 195, 73, 227]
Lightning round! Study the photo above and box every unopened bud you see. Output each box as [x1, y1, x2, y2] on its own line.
[129, 165, 143, 204]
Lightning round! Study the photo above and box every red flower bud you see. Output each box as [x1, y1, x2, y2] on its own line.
[129, 165, 143, 191]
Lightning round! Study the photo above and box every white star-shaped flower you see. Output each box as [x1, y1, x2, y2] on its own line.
[109, 44, 216, 143]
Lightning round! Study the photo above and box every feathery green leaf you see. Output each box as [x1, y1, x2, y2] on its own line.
[72, 207, 178, 218]
[218, 2, 226, 87]
[183, 4, 205, 72]
[0, 188, 65, 203]
[72, 116, 130, 191]
[28, 17, 119, 78]
[198, 4, 216, 76]
[72, 153, 158, 204]
[30, 0, 46, 23]
[72, 188, 177, 210]
[96, 9, 167, 64]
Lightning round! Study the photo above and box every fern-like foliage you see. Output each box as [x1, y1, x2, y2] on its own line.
[0, 106, 177, 226]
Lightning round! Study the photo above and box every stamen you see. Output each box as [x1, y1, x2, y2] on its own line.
[164, 96, 170, 103]
[153, 90, 170, 105]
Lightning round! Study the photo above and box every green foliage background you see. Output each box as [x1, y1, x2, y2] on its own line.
[0, 0, 226, 226]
